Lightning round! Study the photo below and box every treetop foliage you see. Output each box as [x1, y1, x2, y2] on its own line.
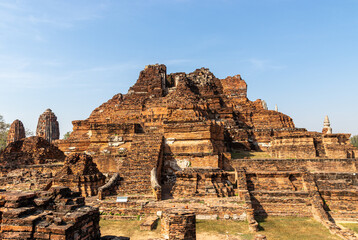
[350, 135, 358, 148]
[0, 115, 10, 151]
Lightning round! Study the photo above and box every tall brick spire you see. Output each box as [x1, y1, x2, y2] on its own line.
[6, 119, 25, 145]
[36, 109, 60, 143]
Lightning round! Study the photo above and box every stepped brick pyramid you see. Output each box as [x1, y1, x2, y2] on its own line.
[56, 64, 356, 197]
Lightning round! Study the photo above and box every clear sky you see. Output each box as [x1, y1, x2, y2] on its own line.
[0, 0, 357, 138]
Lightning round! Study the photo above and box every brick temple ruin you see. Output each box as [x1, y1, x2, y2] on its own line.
[6, 120, 25, 145]
[0, 64, 357, 239]
[0, 187, 100, 240]
[36, 109, 60, 144]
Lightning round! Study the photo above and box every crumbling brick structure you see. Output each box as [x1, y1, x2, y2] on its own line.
[53, 153, 106, 197]
[172, 168, 234, 198]
[55, 64, 298, 196]
[6, 119, 25, 145]
[270, 132, 357, 159]
[0, 187, 100, 240]
[161, 209, 196, 240]
[0, 136, 65, 168]
[53, 64, 358, 202]
[36, 109, 60, 143]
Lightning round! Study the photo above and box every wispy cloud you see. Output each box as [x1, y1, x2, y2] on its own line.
[247, 58, 286, 71]
[165, 59, 193, 65]
[0, 0, 108, 42]
[0, 53, 141, 90]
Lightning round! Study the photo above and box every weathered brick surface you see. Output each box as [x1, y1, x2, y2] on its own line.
[171, 168, 234, 198]
[6, 119, 26, 145]
[36, 109, 60, 143]
[0, 187, 100, 240]
[161, 210, 196, 240]
[116, 134, 164, 195]
[53, 153, 106, 197]
[230, 158, 358, 173]
[0, 164, 62, 191]
[0, 136, 65, 168]
[270, 132, 357, 159]
[54, 64, 297, 197]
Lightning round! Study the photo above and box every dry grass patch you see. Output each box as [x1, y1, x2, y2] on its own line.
[340, 223, 358, 233]
[100, 219, 161, 240]
[100, 217, 343, 240]
[100, 219, 253, 240]
[196, 220, 253, 240]
[257, 216, 340, 240]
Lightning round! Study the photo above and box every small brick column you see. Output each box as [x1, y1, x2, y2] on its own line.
[161, 209, 196, 240]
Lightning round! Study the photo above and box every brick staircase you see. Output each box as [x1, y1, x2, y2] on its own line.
[117, 133, 163, 195]
[250, 190, 312, 217]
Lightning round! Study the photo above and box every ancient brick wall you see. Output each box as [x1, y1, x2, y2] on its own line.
[250, 191, 312, 217]
[128, 64, 167, 97]
[161, 210, 196, 240]
[53, 153, 106, 197]
[246, 171, 304, 191]
[230, 158, 358, 173]
[233, 163, 358, 222]
[0, 187, 100, 240]
[320, 190, 358, 220]
[0, 164, 62, 191]
[313, 172, 358, 221]
[221, 74, 247, 98]
[0, 136, 65, 168]
[270, 133, 357, 159]
[116, 134, 164, 195]
[171, 168, 234, 198]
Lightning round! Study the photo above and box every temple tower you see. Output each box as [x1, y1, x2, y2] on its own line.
[322, 115, 332, 134]
[6, 119, 25, 145]
[36, 109, 60, 143]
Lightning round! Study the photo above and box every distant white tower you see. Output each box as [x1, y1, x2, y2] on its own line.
[322, 115, 332, 134]
[262, 100, 268, 110]
[275, 104, 278, 112]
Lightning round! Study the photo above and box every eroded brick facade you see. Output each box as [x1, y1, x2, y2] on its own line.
[6, 119, 25, 145]
[36, 109, 60, 143]
[0, 187, 100, 240]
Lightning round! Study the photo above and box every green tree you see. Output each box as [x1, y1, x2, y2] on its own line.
[63, 131, 72, 140]
[350, 135, 358, 148]
[0, 115, 10, 151]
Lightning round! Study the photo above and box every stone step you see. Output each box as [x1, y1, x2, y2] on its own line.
[140, 216, 159, 231]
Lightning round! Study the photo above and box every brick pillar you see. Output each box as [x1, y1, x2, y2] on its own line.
[161, 209, 196, 240]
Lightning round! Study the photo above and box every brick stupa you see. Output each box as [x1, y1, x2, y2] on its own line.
[6, 119, 25, 145]
[36, 109, 60, 143]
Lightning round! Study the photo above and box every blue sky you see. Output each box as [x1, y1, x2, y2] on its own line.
[0, 0, 357, 137]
